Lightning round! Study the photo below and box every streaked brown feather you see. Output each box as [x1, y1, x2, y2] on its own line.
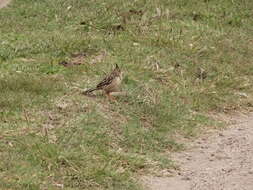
[84, 64, 122, 95]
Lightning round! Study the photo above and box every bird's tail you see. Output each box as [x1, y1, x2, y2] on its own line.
[83, 88, 98, 95]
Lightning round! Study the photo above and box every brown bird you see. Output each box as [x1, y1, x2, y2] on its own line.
[83, 64, 123, 98]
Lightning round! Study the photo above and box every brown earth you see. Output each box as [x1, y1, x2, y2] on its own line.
[0, 0, 11, 9]
[142, 113, 253, 190]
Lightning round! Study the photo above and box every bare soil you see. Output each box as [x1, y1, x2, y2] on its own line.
[0, 0, 11, 9]
[142, 113, 253, 190]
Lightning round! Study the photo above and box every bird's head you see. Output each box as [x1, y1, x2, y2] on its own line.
[115, 64, 123, 79]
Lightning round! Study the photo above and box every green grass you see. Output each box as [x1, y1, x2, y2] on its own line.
[0, 0, 253, 189]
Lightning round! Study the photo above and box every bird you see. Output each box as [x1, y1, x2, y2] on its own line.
[83, 64, 123, 99]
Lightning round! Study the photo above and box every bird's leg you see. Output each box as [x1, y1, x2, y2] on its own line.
[105, 91, 116, 101]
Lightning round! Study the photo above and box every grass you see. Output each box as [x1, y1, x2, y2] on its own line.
[0, 0, 253, 189]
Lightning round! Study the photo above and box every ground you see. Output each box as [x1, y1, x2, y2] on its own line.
[0, 0, 10, 9]
[142, 113, 253, 190]
[1, 0, 253, 189]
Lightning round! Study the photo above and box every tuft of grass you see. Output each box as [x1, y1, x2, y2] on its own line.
[0, 0, 253, 189]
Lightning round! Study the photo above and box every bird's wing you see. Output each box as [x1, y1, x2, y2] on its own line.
[96, 74, 115, 89]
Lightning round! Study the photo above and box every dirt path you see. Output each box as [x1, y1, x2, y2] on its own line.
[0, 0, 11, 9]
[142, 113, 253, 190]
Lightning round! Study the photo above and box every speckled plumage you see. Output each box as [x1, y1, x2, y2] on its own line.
[84, 64, 123, 95]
